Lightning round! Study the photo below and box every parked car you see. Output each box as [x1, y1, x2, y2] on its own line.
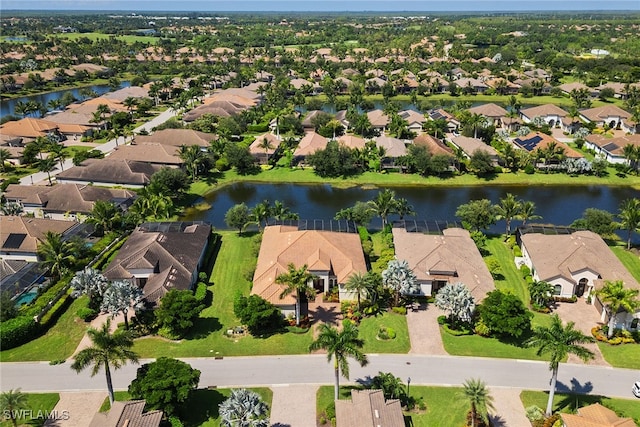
[633, 381, 640, 398]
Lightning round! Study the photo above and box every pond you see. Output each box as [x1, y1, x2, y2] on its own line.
[181, 182, 639, 241]
[0, 82, 131, 117]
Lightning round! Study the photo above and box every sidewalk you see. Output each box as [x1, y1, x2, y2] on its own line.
[44, 392, 106, 427]
[488, 387, 531, 427]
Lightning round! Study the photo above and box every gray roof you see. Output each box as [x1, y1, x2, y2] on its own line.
[335, 389, 404, 427]
[56, 159, 163, 186]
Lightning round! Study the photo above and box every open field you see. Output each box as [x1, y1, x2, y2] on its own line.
[50, 32, 163, 44]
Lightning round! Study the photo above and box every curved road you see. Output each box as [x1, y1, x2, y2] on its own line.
[2, 354, 638, 399]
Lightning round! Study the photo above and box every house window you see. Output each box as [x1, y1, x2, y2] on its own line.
[554, 284, 562, 296]
[631, 318, 639, 329]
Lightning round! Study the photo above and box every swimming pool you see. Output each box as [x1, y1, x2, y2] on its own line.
[13, 288, 39, 306]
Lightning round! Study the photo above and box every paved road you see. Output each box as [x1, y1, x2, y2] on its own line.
[2, 354, 638, 400]
[19, 108, 177, 186]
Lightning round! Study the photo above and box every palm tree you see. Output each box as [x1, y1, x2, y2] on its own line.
[593, 280, 640, 338]
[520, 201, 542, 226]
[494, 193, 522, 239]
[38, 155, 57, 185]
[618, 198, 640, 250]
[395, 198, 415, 220]
[309, 322, 369, 401]
[276, 263, 317, 326]
[257, 137, 275, 164]
[343, 271, 370, 311]
[525, 314, 595, 416]
[0, 148, 10, 172]
[179, 144, 205, 180]
[368, 189, 397, 228]
[458, 378, 494, 427]
[251, 200, 272, 229]
[0, 389, 27, 427]
[87, 201, 122, 236]
[71, 318, 139, 405]
[219, 388, 270, 427]
[37, 231, 75, 282]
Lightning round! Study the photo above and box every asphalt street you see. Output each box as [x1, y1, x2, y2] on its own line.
[1, 354, 638, 400]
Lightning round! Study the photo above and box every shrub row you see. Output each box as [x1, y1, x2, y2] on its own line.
[194, 282, 208, 303]
[0, 316, 40, 350]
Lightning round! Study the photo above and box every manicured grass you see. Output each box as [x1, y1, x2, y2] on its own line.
[0, 393, 60, 427]
[597, 342, 640, 370]
[441, 331, 549, 361]
[520, 390, 640, 424]
[317, 385, 468, 427]
[484, 236, 529, 303]
[0, 296, 90, 362]
[50, 32, 163, 44]
[61, 145, 94, 158]
[610, 245, 640, 282]
[132, 231, 314, 357]
[359, 312, 410, 353]
[99, 388, 272, 427]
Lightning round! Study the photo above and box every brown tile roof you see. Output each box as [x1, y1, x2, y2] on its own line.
[451, 136, 499, 158]
[134, 129, 216, 148]
[579, 105, 631, 122]
[560, 403, 636, 427]
[104, 222, 210, 303]
[102, 86, 150, 101]
[249, 133, 282, 155]
[56, 159, 163, 186]
[513, 132, 582, 158]
[335, 389, 404, 427]
[468, 103, 508, 118]
[252, 225, 367, 305]
[375, 136, 407, 158]
[413, 134, 454, 157]
[4, 184, 52, 206]
[1, 216, 76, 254]
[392, 227, 495, 300]
[294, 132, 328, 157]
[521, 230, 639, 291]
[520, 104, 568, 120]
[41, 184, 134, 214]
[107, 143, 182, 165]
[336, 134, 366, 150]
[0, 118, 59, 138]
[367, 109, 390, 127]
[399, 109, 426, 126]
[89, 400, 163, 427]
[586, 134, 640, 156]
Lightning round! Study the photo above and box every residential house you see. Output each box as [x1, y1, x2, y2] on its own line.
[335, 390, 404, 427]
[428, 109, 460, 133]
[392, 225, 494, 300]
[375, 135, 407, 168]
[413, 134, 454, 158]
[336, 134, 366, 150]
[0, 134, 24, 165]
[367, 109, 390, 132]
[0, 216, 78, 262]
[450, 136, 500, 165]
[579, 105, 632, 131]
[252, 224, 367, 316]
[102, 85, 150, 102]
[106, 143, 183, 167]
[455, 77, 489, 94]
[301, 110, 325, 131]
[293, 132, 328, 161]
[513, 132, 582, 160]
[558, 82, 597, 97]
[3, 184, 135, 220]
[560, 403, 636, 427]
[134, 128, 216, 149]
[249, 133, 282, 164]
[520, 104, 570, 130]
[89, 400, 162, 427]
[56, 159, 163, 188]
[104, 222, 211, 304]
[468, 103, 508, 127]
[518, 229, 640, 328]
[335, 110, 350, 128]
[584, 134, 640, 164]
[0, 117, 62, 141]
[399, 110, 426, 134]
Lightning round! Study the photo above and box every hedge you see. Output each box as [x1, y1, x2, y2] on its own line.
[0, 316, 40, 350]
[194, 282, 208, 303]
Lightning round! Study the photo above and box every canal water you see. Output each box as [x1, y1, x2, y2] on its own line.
[181, 182, 639, 240]
[0, 82, 131, 118]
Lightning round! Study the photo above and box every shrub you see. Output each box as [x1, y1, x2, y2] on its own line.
[526, 406, 545, 422]
[233, 294, 284, 336]
[76, 307, 98, 322]
[377, 327, 397, 340]
[506, 235, 517, 249]
[513, 245, 523, 257]
[194, 282, 208, 303]
[0, 316, 40, 349]
[474, 319, 491, 337]
[519, 264, 531, 278]
[391, 306, 407, 315]
[524, 163, 535, 174]
[437, 315, 447, 325]
[442, 323, 473, 336]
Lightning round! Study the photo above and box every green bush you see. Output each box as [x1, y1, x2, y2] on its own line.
[519, 264, 530, 278]
[442, 323, 473, 336]
[391, 306, 406, 315]
[0, 316, 40, 349]
[473, 318, 491, 337]
[247, 123, 269, 132]
[194, 282, 208, 303]
[77, 307, 98, 322]
[513, 245, 523, 257]
[524, 163, 535, 174]
[437, 315, 447, 325]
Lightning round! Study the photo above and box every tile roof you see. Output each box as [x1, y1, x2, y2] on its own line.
[252, 225, 367, 305]
[367, 109, 390, 127]
[521, 230, 639, 290]
[585, 134, 640, 156]
[249, 133, 282, 155]
[513, 132, 582, 158]
[335, 389, 404, 427]
[520, 104, 568, 120]
[1, 216, 76, 254]
[560, 403, 636, 427]
[336, 134, 366, 150]
[413, 134, 454, 157]
[392, 227, 495, 300]
[134, 128, 216, 147]
[451, 136, 499, 157]
[0, 118, 59, 138]
[579, 105, 631, 122]
[468, 103, 508, 118]
[375, 135, 407, 157]
[294, 132, 328, 157]
[89, 400, 163, 427]
[106, 143, 182, 165]
[56, 159, 163, 186]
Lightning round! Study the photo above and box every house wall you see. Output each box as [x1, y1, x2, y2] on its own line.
[584, 141, 626, 164]
[616, 311, 640, 331]
[55, 178, 146, 189]
[0, 251, 38, 262]
[547, 276, 575, 298]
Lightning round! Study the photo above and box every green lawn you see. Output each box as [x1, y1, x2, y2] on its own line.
[520, 390, 640, 424]
[132, 231, 314, 357]
[317, 385, 468, 427]
[100, 388, 272, 427]
[484, 237, 529, 303]
[0, 393, 59, 427]
[441, 331, 550, 361]
[359, 312, 410, 353]
[50, 32, 163, 44]
[610, 245, 640, 281]
[597, 342, 640, 369]
[0, 296, 90, 362]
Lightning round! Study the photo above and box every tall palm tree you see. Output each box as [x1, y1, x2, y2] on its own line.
[37, 231, 75, 282]
[458, 378, 494, 427]
[179, 144, 205, 180]
[276, 263, 317, 326]
[38, 155, 57, 185]
[0, 148, 10, 173]
[309, 322, 369, 401]
[395, 198, 415, 220]
[593, 280, 640, 338]
[251, 200, 272, 229]
[343, 271, 370, 311]
[618, 198, 640, 250]
[494, 193, 522, 239]
[368, 189, 397, 228]
[71, 318, 139, 405]
[525, 314, 595, 416]
[257, 137, 275, 164]
[520, 201, 542, 226]
[87, 201, 122, 236]
[0, 389, 27, 427]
